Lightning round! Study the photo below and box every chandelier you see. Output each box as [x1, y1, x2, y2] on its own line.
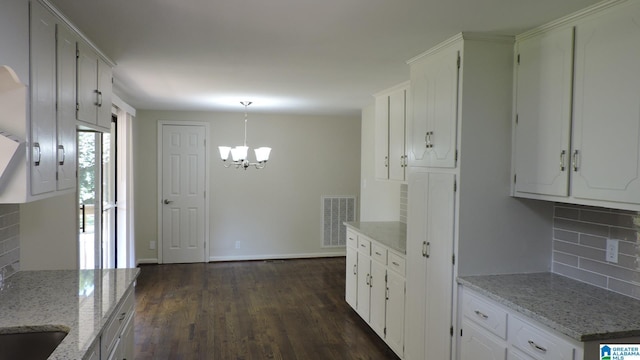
[218, 101, 271, 170]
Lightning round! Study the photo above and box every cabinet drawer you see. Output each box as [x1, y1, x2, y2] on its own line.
[388, 252, 405, 275]
[371, 243, 387, 264]
[101, 288, 135, 357]
[509, 316, 576, 360]
[346, 230, 358, 249]
[462, 290, 507, 339]
[358, 238, 371, 255]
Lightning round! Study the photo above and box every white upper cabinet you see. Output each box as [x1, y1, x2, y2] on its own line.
[374, 82, 409, 181]
[513, 28, 574, 197]
[512, 0, 640, 210]
[77, 41, 113, 131]
[29, 0, 57, 196]
[56, 23, 77, 191]
[408, 43, 459, 168]
[572, 0, 640, 204]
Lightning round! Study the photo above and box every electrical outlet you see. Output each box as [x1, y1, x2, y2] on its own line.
[149, 240, 156, 250]
[235, 241, 241, 249]
[606, 239, 619, 263]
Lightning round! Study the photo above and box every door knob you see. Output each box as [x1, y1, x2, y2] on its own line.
[163, 199, 173, 204]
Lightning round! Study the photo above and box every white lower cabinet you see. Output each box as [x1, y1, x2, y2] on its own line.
[345, 228, 406, 358]
[101, 288, 135, 360]
[459, 287, 582, 360]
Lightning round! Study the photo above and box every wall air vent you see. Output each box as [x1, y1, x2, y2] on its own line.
[322, 196, 356, 247]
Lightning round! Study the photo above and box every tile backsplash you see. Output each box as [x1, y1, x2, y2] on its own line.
[553, 203, 640, 300]
[0, 204, 19, 281]
[400, 184, 408, 224]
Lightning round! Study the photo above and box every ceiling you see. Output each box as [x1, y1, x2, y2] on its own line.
[49, 0, 602, 116]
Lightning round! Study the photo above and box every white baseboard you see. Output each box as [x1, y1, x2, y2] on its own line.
[137, 258, 159, 265]
[209, 251, 346, 262]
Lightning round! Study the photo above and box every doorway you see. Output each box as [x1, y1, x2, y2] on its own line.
[157, 122, 209, 263]
[78, 118, 117, 269]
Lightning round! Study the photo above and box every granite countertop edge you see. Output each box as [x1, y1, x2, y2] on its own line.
[458, 273, 640, 342]
[343, 221, 407, 254]
[0, 268, 140, 360]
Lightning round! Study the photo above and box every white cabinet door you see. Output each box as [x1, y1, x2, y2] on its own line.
[56, 23, 77, 191]
[424, 172, 456, 360]
[29, 0, 57, 195]
[369, 260, 387, 338]
[121, 313, 135, 360]
[409, 44, 459, 168]
[77, 41, 98, 125]
[385, 270, 405, 357]
[77, 42, 112, 131]
[388, 89, 406, 180]
[97, 58, 113, 129]
[405, 171, 456, 360]
[405, 172, 429, 360]
[460, 321, 507, 360]
[513, 28, 574, 197]
[345, 246, 358, 309]
[572, 1, 640, 204]
[356, 254, 371, 322]
[374, 94, 389, 180]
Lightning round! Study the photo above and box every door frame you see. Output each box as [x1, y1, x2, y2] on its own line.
[156, 121, 210, 263]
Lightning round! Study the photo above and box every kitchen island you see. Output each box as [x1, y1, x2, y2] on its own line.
[0, 268, 139, 359]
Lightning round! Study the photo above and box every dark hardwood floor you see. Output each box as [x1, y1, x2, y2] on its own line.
[134, 257, 401, 360]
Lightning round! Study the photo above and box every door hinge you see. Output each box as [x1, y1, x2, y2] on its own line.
[455, 149, 458, 163]
[515, 114, 519, 124]
[452, 254, 455, 265]
[450, 326, 454, 337]
[56, 171, 58, 180]
[385, 273, 387, 282]
[454, 179, 457, 192]
[384, 327, 387, 336]
[514, 174, 517, 184]
[460, 329, 463, 337]
[517, 53, 520, 64]
[76, 49, 79, 59]
[457, 55, 461, 69]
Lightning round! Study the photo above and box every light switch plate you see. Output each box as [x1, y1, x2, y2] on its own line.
[606, 239, 619, 263]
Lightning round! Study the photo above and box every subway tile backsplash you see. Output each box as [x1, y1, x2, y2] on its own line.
[400, 184, 408, 224]
[553, 203, 640, 300]
[0, 204, 19, 281]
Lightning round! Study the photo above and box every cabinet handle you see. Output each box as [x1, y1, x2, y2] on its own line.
[33, 142, 41, 166]
[375, 251, 382, 256]
[366, 274, 370, 286]
[58, 145, 65, 166]
[425, 131, 434, 148]
[96, 90, 103, 107]
[474, 310, 488, 319]
[425, 242, 431, 258]
[422, 241, 427, 257]
[353, 264, 357, 275]
[384, 156, 388, 168]
[119, 312, 126, 321]
[386, 287, 390, 300]
[528, 340, 547, 353]
[559, 150, 566, 171]
[392, 261, 400, 266]
[572, 150, 579, 172]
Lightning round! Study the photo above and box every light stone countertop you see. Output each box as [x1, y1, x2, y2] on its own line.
[0, 268, 140, 359]
[458, 272, 640, 342]
[344, 221, 406, 254]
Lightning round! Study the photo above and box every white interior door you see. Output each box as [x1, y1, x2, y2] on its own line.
[160, 124, 207, 263]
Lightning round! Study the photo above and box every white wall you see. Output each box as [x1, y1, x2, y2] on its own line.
[134, 110, 361, 263]
[359, 102, 402, 221]
[20, 193, 77, 270]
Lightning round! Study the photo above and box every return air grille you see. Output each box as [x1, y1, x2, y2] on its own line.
[322, 196, 356, 247]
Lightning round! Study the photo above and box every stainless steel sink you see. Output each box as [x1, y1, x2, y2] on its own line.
[0, 330, 68, 360]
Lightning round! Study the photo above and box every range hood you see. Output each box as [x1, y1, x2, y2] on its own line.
[0, 65, 26, 188]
